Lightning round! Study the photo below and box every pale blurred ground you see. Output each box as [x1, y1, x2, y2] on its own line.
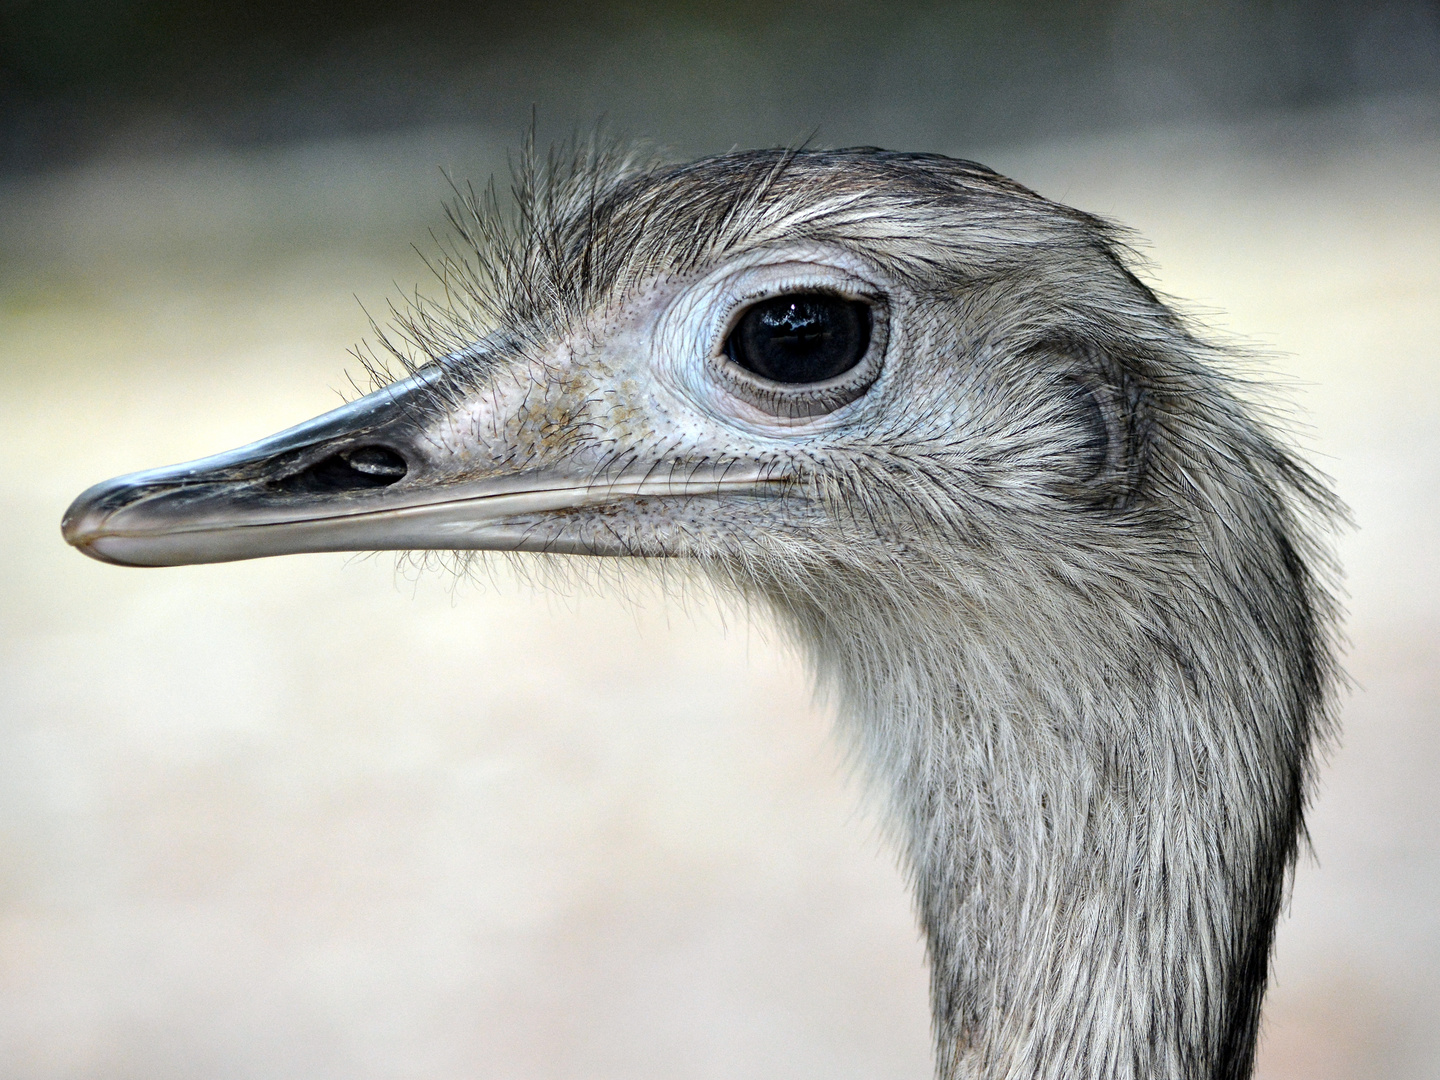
[1, 97, 1437, 1079]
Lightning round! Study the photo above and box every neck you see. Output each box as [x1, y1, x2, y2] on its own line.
[779, 574, 1315, 1080]
[907, 682, 1286, 1080]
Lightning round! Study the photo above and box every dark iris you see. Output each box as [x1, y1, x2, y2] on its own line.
[724, 293, 871, 384]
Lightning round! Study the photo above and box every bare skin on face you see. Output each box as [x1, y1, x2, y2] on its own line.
[62, 146, 1344, 1080]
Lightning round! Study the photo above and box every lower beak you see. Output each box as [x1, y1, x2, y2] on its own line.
[62, 371, 776, 567]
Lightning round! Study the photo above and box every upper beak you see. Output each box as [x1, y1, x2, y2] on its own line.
[62, 367, 778, 567]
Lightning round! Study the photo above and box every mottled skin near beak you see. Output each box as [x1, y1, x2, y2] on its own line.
[61, 365, 773, 567]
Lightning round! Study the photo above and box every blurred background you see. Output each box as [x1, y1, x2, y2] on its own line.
[2, 2, 1438, 1077]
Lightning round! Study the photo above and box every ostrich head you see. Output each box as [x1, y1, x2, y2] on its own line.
[63, 146, 1342, 1080]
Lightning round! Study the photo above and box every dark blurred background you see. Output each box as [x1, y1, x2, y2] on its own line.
[4, 0, 1439, 171]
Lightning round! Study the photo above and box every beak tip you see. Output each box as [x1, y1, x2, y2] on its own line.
[60, 497, 99, 550]
[65, 535, 134, 567]
[61, 478, 145, 566]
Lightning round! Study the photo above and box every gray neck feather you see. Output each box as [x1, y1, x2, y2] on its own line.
[755, 532, 1325, 1080]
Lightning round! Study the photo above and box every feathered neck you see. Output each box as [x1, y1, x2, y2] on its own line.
[754, 539, 1329, 1080]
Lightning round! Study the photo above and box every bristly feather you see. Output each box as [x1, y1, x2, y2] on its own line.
[361, 136, 1123, 395]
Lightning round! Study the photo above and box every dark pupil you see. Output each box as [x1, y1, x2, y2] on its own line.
[725, 293, 871, 384]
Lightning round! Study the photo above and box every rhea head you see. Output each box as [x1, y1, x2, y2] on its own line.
[63, 146, 1341, 1080]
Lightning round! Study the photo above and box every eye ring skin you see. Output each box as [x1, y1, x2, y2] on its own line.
[708, 291, 891, 419]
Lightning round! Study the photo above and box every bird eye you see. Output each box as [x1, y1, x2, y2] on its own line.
[724, 293, 872, 384]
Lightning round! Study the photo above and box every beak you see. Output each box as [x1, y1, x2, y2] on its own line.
[62, 368, 779, 568]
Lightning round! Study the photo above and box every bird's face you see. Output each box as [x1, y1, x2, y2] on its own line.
[62, 241, 878, 566]
[62, 151, 1146, 583]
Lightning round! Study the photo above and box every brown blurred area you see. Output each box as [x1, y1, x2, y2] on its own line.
[2, 3, 1439, 1078]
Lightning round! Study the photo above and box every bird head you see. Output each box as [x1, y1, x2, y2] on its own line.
[60, 144, 1345, 1080]
[62, 145, 1325, 692]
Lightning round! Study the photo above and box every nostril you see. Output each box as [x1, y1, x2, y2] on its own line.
[271, 445, 409, 494]
[344, 446, 408, 479]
